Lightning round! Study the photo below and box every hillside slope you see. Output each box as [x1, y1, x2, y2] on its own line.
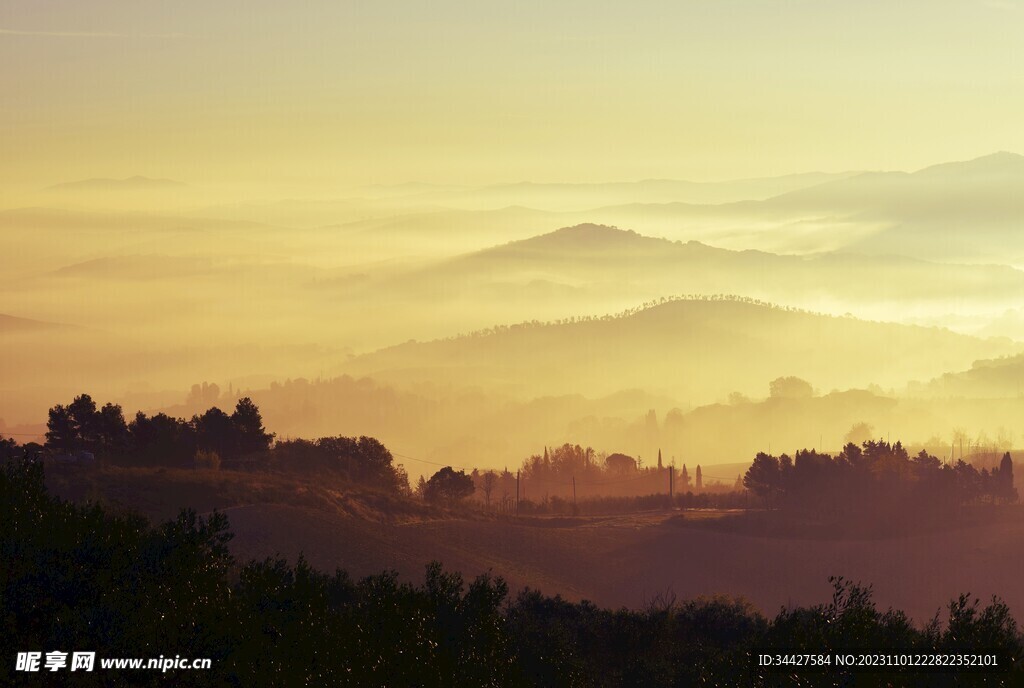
[344, 298, 1020, 403]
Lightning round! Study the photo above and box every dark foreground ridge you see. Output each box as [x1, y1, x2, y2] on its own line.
[1, 459, 1021, 687]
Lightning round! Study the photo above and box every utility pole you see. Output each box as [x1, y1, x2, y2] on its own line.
[516, 470, 520, 514]
[670, 458, 675, 505]
[572, 476, 576, 507]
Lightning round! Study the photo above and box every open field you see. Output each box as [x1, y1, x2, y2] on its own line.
[46, 464, 1024, 623]
[221, 504, 1024, 623]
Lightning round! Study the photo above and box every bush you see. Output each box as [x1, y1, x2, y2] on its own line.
[194, 449, 222, 471]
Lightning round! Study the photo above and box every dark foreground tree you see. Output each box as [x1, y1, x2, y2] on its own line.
[231, 397, 275, 455]
[2, 458, 1022, 687]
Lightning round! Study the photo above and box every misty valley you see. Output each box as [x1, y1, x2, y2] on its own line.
[5, 154, 1024, 685]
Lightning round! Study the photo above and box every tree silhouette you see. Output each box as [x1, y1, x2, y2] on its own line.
[45, 394, 127, 458]
[998, 452, 1017, 503]
[769, 376, 814, 399]
[45, 404, 76, 453]
[129, 411, 196, 466]
[231, 397, 274, 455]
[478, 471, 498, 508]
[192, 407, 237, 458]
[605, 453, 637, 474]
[423, 467, 475, 505]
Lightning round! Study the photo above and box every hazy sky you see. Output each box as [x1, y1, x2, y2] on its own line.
[2, 0, 1023, 190]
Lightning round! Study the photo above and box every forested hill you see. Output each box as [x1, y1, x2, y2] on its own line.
[344, 298, 1019, 402]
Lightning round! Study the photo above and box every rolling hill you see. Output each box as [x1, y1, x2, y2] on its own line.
[343, 298, 1021, 404]
[380, 223, 1024, 311]
[920, 353, 1024, 399]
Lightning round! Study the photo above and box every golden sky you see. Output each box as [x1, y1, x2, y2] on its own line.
[2, 0, 1023, 190]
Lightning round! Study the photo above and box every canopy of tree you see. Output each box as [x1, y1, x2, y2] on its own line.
[45, 394, 273, 463]
[743, 441, 1017, 513]
[422, 466, 475, 505]
[40, 393, 410, 493]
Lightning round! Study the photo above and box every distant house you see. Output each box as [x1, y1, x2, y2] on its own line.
[605, 453, 637, 474]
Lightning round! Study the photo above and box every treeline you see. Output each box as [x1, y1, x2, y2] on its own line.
[2, 459, 1020, 687]
[448, 294, 829, 342]
[467, 443, 734, 511]
[43, 393, 273, 464]
[509, 444, 733, 501]
[743, 440, 1017, 514]
[27, 394, 410, 495]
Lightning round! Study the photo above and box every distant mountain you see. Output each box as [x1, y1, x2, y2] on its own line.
[764, 151, 1024, 211]
[754, 152, 1024, 261]
[0, 313, 68, 333]
[332, 205, 564, 258]
[913, 150, 1024, 180]
[52, 255, 217, 280]
[344, 298, 1020, 404]
[371, 224, 1024, 321]
[571, 152, 1024, 260]
[0, 207, 298, 275]
[398, 171, 861, 211]
[0, 207, 266, 232]
[44, 176, 186, 192]
[50, 254, 324, 283]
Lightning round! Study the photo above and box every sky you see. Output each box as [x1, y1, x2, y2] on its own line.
[2, 0, 1023, 191]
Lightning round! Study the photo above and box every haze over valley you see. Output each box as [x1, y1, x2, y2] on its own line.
[12, 7, 1024, 675]
[2, 154, 1024, 477]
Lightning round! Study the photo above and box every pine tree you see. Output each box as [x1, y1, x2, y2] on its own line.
[999, 452, 1016, 502]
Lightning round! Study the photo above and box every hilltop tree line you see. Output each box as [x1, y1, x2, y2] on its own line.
[445, 294, 835, 342]
[17, 395, 1022, 516]
[743, 440, 1017, 514]
[2, 458, 1021, 687]
[35, 394, 409, 494]
[44, 393, 274, 463]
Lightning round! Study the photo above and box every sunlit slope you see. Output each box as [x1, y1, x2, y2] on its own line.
[343, 298, 1020, 403]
